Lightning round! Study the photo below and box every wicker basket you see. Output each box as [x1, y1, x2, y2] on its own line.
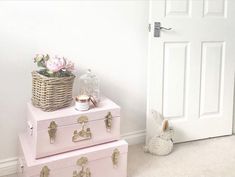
[31, 71, 75, 111]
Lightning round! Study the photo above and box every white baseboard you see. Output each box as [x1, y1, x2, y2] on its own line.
[121, 129, 146, 145]
[0, 129, 146, 177]
[0, 157, 18, 176]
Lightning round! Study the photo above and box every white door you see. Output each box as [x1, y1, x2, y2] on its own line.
[147, 0, 235, 143]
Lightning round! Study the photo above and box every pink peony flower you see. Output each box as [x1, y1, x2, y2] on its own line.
[64, 59, 75, 71]
[46, 56, 66, 72]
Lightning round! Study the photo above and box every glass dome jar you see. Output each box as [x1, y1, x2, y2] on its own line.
[78, 69, 100, 102]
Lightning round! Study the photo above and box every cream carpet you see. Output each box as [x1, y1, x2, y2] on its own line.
[5, 135, 235, 177]
[128, 135, 235, 177]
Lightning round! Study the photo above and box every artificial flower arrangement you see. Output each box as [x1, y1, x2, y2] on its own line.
[32, 54, 76, 111]
[34, 54, 75, 77]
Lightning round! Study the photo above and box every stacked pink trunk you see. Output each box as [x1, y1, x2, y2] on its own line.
[17, 98, 128, 177]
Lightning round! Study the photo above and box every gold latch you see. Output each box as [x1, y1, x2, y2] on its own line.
[112, 148, 120, 167]
[48, 121, 57, 144]
[105, 112, 112, 132]
[72, 116, 92, 142]
[77, 116, 88, 124]
[73, 157, 91, 177]
[40, 166, 50, 177]
[77, 157, 88, 166]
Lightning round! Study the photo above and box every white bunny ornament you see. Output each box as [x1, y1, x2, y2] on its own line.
[144, 110, 174, 156]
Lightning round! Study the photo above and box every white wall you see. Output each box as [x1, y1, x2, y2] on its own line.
[0, 1, 149, 160]
[233, 79, 235, 134]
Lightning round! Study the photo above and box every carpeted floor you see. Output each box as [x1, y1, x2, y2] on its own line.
[5, 135, 235, 177]
[128, 135, 235, 177]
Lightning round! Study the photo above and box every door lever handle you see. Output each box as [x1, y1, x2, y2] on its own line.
[154, 22, 172, 37]
[160, 27, 172, 30]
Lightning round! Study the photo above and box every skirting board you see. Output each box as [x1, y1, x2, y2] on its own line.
[0, 158, 18, 177]
[121, 129, 146, 145]
[0, 129, 146, 177]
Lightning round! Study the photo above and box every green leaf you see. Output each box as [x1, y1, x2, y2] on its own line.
[44, 54, 50, 61]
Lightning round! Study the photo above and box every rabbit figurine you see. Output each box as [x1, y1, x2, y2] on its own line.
[144, 110, 174, 156]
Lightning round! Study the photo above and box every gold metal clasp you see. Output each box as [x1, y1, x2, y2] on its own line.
[112, 148, 120, 167]
[48, 121, 57, 144]
[40, 166, 50, 177]
[105, 112, 112, 132]
[73, 157, 91, 177]
[77, 157, 88, 166]
[72, 116, 92, 142]
[77, 116, 89, 124]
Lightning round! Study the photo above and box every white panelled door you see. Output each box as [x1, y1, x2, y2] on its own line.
[147, 0, 235, 143]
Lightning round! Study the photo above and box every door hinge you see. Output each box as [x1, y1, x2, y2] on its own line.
[148, 24, 151, 32]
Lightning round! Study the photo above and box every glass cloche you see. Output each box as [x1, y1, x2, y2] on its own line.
[78, 69, 100, 102]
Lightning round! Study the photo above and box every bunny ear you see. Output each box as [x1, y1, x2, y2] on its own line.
[162, 119, 169, 131]
[151, 109, 164, 125]
[158, 112, 164, 121]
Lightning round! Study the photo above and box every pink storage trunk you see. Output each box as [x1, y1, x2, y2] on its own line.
[17, 134, 128, 177]
[27, 98, 120, 159]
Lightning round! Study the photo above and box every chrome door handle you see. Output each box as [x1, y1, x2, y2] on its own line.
[159, 27, 172, 30]
[154, 22, 172, 37]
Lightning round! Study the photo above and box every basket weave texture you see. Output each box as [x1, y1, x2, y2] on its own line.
[31, 71, 75, 112]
